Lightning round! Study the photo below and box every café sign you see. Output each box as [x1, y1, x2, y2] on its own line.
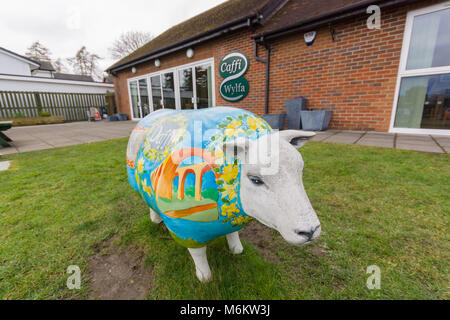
[219, 51, 249, 102]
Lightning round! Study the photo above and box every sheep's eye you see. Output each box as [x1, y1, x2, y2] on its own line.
[248, 175, 264, 186]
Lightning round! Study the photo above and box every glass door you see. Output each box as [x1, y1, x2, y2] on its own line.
[151, 75, 163, 112]
[178, 68, 195, 110]
[162, 72, 176, 109]
[129, 80, 140, 119]
[195, 64, 213, 109]
[130, 59, 214, 117]
[138, 79, 150, 118]
[177, 63, 213, 110]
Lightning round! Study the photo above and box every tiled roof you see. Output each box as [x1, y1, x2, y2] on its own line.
[37, 60, 56, 72]
[108, 0, 275, 71]
[257, 0, 366, 35]
[108, 0, 394, 72]
[54, 73, 94, 82]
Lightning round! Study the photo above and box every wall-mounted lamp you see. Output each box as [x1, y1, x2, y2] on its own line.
[131, 67, 137, 74]
[304, 31, 317, 46]
[186, 48, 194, 59]
[155, 59, 161, 67]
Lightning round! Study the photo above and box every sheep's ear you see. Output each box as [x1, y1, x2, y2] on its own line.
[219, 138, 250, 162]
[280, 130, 316, 148]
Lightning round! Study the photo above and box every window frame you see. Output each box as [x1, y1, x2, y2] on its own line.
[389, 1, 450, 135]
[127, 57, 216, 121]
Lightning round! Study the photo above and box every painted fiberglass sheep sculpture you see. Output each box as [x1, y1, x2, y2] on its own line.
[126, 107, 321, 282]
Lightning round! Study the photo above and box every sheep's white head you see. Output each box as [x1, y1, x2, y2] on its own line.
[221, 130, 321, 246]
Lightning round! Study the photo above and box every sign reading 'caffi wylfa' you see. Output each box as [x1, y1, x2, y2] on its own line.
[219, 51, 249, 102]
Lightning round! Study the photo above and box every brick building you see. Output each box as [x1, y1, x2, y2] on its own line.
[107, 0, 450, 135]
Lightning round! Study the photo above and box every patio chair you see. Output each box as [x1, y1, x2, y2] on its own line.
[87, 108, 97, 122]
[0, 121, 13, 147]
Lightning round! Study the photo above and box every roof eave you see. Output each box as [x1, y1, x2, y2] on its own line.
[253, 0, 422, 42]
[0, 47, 40, 67]
[107, 13, 263, 74]
[107, 0, 294, 74]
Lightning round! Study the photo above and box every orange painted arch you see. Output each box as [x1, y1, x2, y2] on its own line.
[151, 148, 219, 200]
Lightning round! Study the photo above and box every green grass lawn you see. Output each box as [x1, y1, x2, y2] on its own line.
[0, 139, 448, 299]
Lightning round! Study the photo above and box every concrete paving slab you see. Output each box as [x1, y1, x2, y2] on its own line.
[432, 136, 450, 147]
[397, 137, 434, 144]
[70, 135, 107, 143]
[397, 135, 433, 141]
[324, 132, 363, 144]
[396, 142, 443, 153]
[45, 139, 81, 148]
[363, 133, 396, 139]
[11, 138, 51, 147]
[17, 144, 54, 153]
[0, 148, 18, 155]
[396, 140, 436, 147]
[311, 131, 337, 142]
[357, 139, 394, 148]
[397, 139, 436, 145]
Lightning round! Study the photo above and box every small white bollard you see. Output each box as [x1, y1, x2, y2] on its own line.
[0, 161, 11, 172]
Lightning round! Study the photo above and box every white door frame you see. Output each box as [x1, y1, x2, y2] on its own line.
[127, 57, 215, 120]
[389, 1, 450, 135]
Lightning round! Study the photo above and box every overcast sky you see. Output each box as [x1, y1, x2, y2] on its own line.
[0, 0, 227, 73]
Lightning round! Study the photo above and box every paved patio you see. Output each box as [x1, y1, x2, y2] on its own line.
[311, 130, 449, 154]
[0, 121, 137, 155]
[0, 122, 448, 155]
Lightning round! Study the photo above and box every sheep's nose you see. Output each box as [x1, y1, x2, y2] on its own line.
[295, 225, 320, 241]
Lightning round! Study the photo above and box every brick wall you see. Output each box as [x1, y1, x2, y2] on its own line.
[112, 1, 436, 132]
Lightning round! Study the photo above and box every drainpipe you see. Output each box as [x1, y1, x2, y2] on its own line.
[254, 38, 271, 115]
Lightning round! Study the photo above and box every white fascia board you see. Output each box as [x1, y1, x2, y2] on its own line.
[0, 74, 114, 87]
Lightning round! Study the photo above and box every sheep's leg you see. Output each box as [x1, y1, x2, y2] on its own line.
[188, 247, 212, 282]
[226, 231, 244, 254]
[150, 208, 163, 224]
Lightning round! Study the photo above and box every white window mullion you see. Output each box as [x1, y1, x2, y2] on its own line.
[174, 69, 181, 110]
[192, 66, 198, 109]
[137, 81, 143, 119]
[147, 76, 154, 113]
[160, 74, 164, 109]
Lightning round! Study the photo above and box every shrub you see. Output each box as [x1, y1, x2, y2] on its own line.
[14, 112, 25, 118]
[38, 111, 51, 117]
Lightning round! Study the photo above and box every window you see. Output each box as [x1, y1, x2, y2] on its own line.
[127, 58, 215, 120]
[129, 81, 139, 119]
[406, 8, 450, 70]
[195, 64, 213, 109]
[392, 2, 450, 133]
[162, 72, 176, 109]
[179, 68, 194, 110]
[151, 75, 163, 112]
[139, 79, 150, 118]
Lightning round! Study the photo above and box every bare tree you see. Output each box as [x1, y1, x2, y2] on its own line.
[67, 46, 102, 80]
[109, 31, 154, 60]
[25, 41, 52, 62]
[53, 58, 69, 73]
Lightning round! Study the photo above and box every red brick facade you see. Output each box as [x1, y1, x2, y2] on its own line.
[113, 1, 436, 132]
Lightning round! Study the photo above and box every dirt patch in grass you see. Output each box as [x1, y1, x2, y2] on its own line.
[88, 236, 153, 300]
[310, 246, 327, 258]
[240, 222, 328, 263]
[240, 221, 280, 263]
